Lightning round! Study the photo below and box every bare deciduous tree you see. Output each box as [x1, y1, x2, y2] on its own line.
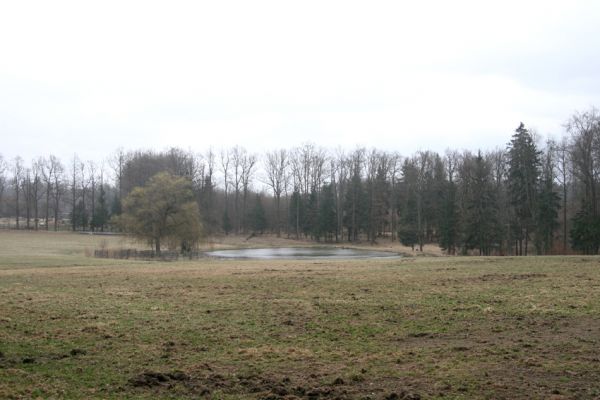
[264, 149, 288, 237]
[13, 157, 24, 229]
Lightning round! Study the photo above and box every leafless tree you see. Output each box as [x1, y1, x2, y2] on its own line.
[89, 161, 96, 231]
[23, 166, 32, 229]
[388, 152, 402, 241]
[12, 157, 24, 229]
[230, 147, 245, 232]
[220, 148, 231, 220]
[70, 154, 79, 231]
[108, 148, 126, 205]
[31, 159, 43, 230]
[0, 155, 7, 214]
[264, 149, 288, 237]
[80, 160, 89, 227]
[554, 137, 571, 253]
[347, 148, 365, 241]
[330, 148, 348, 242]
[567, 108, 600, 216]
[41, 157, 53, 230]
[50, 156, 64, 231]
[240, 150, 257, 233]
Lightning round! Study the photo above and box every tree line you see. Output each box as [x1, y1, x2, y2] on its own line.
[1, 107, 600, 255]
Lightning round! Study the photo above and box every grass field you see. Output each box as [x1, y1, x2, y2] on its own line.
[1, 231, 600, 399]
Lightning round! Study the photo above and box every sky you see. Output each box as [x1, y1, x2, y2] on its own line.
[1, 0, 600, 164]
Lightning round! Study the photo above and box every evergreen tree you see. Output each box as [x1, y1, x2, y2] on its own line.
[91, 183, 109, 232]
[439, 180, 459, 254]
[305, 189, 319, 239]
[289, 189, 304, 239]
[570, 207, 600, 254]
[462, 152, 499, 255]
[369, 161, 390, 242]
[535, 148, 560, 254]
[71, 199, 89, 231]
[399, 158, 423, 250]
[319, 184, 337, 241]
[398, 165, 419, 250]
[111, 193, 121, 216]
[507, 123, 540, 255]
[249, 194, 267, 233]
[199, 173, 218, 236]
[343, 163, 364, 241]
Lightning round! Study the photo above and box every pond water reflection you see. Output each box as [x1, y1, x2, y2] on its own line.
[206, 247, 400, 260]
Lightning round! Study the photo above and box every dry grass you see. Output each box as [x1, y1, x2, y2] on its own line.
[1, 231, 600, 399]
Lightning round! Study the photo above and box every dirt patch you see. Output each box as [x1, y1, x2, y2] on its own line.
[129, 370, 190, 387]
[126, 367, 423, 399]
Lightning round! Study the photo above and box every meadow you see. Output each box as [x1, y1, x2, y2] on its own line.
[1, 231, 599, 399]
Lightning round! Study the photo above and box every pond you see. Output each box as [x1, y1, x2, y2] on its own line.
[205, 247, 400, 260]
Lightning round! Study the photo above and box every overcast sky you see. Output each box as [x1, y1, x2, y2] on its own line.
[1, 0, 599, 164]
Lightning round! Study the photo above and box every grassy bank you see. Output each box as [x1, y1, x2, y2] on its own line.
[0, 231, 599, 399]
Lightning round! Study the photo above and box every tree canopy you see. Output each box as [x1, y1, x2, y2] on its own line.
[115, 172, 202, 254]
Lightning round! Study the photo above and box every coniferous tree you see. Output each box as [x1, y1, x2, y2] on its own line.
[399, 158, 423, 250]
[71, 199, 89, 231]
[249, 194, 267, 234]
[289, 189, 303, 239]
[91, 183, 109, 232]
[507, 123, 541, 255]
[344, 154, 364, 242]
[110, 193, 121, 216]
[462, 152, 499, 255]
[305, 189, 319, 239]
[319, 183, 337, 241]
[570, 207, 600, 254]
[535, 146, 560, 254]
[439, 179, 459, 254]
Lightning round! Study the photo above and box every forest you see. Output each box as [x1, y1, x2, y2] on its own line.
[1, 107, 600, 256]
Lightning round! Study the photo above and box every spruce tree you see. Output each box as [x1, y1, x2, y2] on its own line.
[462, 152, 499, 255]
[507, 123, 540, 255]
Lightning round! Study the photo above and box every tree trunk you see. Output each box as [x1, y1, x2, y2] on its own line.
[45, 183, 50, 230]
[54, 193, 60, 231]
[276, 194, 281, 237]
[563, 183, 567, 254]
[15, 184, 19, 229]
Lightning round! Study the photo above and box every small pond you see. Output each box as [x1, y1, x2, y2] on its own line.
[206, 247, 400, 260]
